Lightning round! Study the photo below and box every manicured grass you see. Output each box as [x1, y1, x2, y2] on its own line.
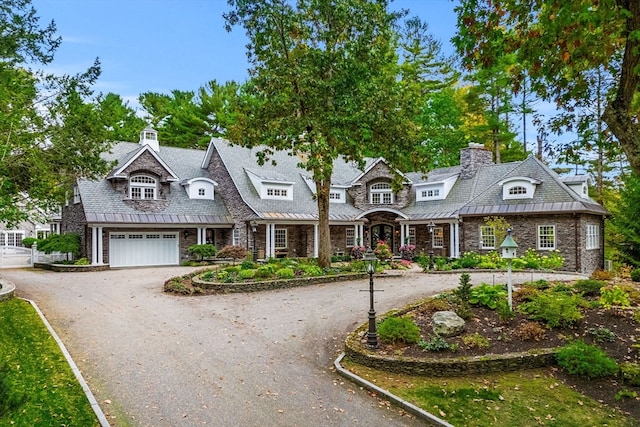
[0, 298, 99, 426]
[342, 359, 636, 427]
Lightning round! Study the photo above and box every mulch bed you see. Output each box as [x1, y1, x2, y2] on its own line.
[375, 286, 640, 421]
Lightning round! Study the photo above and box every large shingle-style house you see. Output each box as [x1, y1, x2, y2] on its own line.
[62, 128, 607, 273]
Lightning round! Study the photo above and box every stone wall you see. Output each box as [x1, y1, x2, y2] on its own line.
[348, 162, 411, 211]
[61, 201, 89, 258]
[460, 143, 493, 180]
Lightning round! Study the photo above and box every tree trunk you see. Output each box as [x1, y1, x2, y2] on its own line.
[603, 0, 640, 175]
[315, 178, 332, 268]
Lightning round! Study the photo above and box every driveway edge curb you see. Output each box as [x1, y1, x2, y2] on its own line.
[20, 297, 111, 427]
[333, 352, 454, 427]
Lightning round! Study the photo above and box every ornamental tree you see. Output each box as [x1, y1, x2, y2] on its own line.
[224, 0, 426, 267]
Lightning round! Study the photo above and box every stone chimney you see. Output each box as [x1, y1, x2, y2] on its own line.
[460, 143, 492, 179]
[139, 126, 160, 152]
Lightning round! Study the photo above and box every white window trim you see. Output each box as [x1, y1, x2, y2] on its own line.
[480, 226, 496, 249]
[73, 186, 81, 204]
[537, 225, 556, 250]
[433, 226, 444, 248]
[346, 228, 355, 247]
[129, 175, 157, 200]
[407, 227, 416, 245]
[274, 228, 287, 249]
[232, 228, 240, 246]
[586, 223, 600, 250]
[370, 182, 394, 204]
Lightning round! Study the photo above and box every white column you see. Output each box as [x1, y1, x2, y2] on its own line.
[313, 223, 319, 258]
[91, 227, 98, 265]
[265, 223, 271, 258]
[452, 221, 460, 258]
[97, 227, 104, 265]
[400, 223, 406, 246]
[197, 227, 206, 245]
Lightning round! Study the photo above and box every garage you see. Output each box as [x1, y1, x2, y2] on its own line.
[109, 232, 179, 267]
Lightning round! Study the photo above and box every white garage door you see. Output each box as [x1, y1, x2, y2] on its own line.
[109, 232, 179, 267]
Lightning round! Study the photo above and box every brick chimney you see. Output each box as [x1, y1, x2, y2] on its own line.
[460, 143, 492, 179]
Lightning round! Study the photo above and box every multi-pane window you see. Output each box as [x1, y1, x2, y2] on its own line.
[0, 231, 25, 247]
[421, 189, 440, 198]
[198, 188, 206, 196]
[480, 226, 496, 249]
[346, 228, 355, 247]
[508, 186, 527, 195]
[329, 192, 341, 200]
[274, 228, 287, 249]
[407, 227, 416, 245]
[538, 225, 556, 250]
[433, 227, 444, 248]
[370, 182, 393, 204]
[586, 224, 600, 250]
[232, 227, 240, 246]
[266, 188, 288, 197]
[130, 175, 157, 200]
[73, 186, 81, 204]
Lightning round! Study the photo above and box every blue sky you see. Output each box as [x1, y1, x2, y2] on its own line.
[32, 0, 459, 110]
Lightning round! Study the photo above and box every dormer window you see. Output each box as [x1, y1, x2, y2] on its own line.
[130, 175, 157, 200]
[181, 177, 217, 200]
[370, 182, 393, 204]
[500, 177, 540, 200]
[198, 188, 206, 196]
[421, 188, 440, 198]
[267, 187, 288, 198]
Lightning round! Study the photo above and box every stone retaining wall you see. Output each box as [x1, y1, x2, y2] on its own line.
[192, 272, 369, 294]
[0, 279, 16, 302]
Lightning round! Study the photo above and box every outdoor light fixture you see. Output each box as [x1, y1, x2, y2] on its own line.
[250, 220, 258, 261]
[362, 248, 379, 349]
[183, 229, 189, 239]
[427, 220, 436, 270]
[500, 228, 518, 310]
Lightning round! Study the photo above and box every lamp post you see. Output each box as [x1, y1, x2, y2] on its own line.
[500, 228, 518, 310]
[427, 220, 435, 270]
[250, 221, 258, 261]
[362, 248, 378, 349]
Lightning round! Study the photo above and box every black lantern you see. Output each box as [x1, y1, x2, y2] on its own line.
[362, 248, 378, 349]
[427, 220, 435, 270]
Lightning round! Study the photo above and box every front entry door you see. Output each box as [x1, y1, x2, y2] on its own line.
[370, 224, 393, 250]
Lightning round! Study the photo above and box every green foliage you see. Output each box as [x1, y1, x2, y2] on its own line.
[610, 173, 640, 267]
[599, 285, 631, 308]
[469, 283, 507, 309]
[483, 216, 511, 250]
[462, 333, 490, 349]
[631, 269, 640, 282]
[240, 259, 256, 270]
[21, 237, 37, 248]
[37, 233, 81, 258]
[0, 364, 27, 418]
[74, 257, 90, 266]
[454, 251, 481, 269]
[418, 335, 452, 352]
[539, 250, 564, 270]
[297, 264, 323, 277]
[238, 269, 256, 280]
[587, 327, 616, 344]
[377, 317, 421, 345]
[573, 279, 605, 297]
[496, 299, 515, 322]
[275, 267, 295, 279]
[373, 241, 392, 262]
[615, 389, 638, 401]
[477, 250, 506, 269]
[556, 340, 618, 379]
[519, 293, 585, 328]
[620, 362, 640, 387]
[188, 244, 218, 260]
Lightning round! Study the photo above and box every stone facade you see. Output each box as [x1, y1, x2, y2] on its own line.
[460, 143, 493, 179]
[348, 161, 412, 211]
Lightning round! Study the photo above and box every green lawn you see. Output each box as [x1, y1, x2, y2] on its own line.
[0, 298, 99, 426]
[343, 359, 636, 427]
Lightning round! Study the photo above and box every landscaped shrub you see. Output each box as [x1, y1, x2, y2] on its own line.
[373, 240, 392, 262]
[591, 268, 613, 280]
[74, 257, 90, 265]
[462, 332, 490, 349]
[240, 259, 256, 270]
[298, 264, 323, 277]
[512, 287, 541, 304]
[21, 237, 37, 248]
[513, 248, 541, 269]
[573, 279, 605, 297]
[216, 245, 248, 263]
[496, 299, 515, 322]
[539, 250, 564, 269]
[556, 340, 618, 379]
[255, 264, 276, 278]
[417, 298, 451, 314]
[275, 267, 295, 279]
[587, 326, 616, 343]
[514, 321, 547, 341]
[631, 268, 640, 283]
[454, 251, 481, 269]
[36, 233, 81, 259]
[469, 283, 507, 309]
[620, 362, 640, 386]
[599, 285, 631, 308]
[377, 316, 421, 345]
[477, 251, 506, 269]
[188, 244, 217, 260]
[418, 335, 452, 352]
[519, 293, 585, 328]
[453, 273, 472, 306]
[238, 269, 256, 280]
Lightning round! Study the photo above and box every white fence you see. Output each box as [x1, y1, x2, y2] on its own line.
[0, 246, 71, 268]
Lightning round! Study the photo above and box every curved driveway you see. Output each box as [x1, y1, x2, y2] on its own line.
[1, 267, 584, 427]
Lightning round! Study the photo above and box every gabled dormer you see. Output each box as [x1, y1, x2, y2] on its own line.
[562, 175, 590, 199]
[246, 169, 294, 201]
[498, 176, 541, 200]
[140, 126, 159, 152]
[181, 178, 217, 200]
[415, 174, 458, 201]
[301, 174, 347, 203]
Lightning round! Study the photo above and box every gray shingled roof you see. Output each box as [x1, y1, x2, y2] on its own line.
[79, 142, 233, 225]
[212, 139, 364, 221]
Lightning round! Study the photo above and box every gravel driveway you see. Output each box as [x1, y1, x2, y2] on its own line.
[0, 267, 585, 427]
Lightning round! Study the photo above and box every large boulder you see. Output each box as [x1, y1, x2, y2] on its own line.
[432, 311, 465, 337]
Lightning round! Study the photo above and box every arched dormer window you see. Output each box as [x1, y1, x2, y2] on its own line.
[508, 186, 528, 196]
[130, 175, 157, 200]
[370, 182, 393, 204]
[499, 177, 540, 200]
